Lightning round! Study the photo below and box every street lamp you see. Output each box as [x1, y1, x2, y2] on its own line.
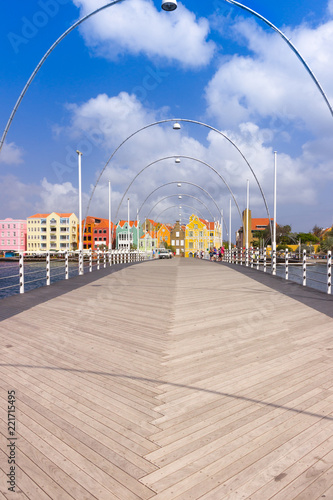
[76, 150, 83, 275]
[161, 0, 178, 11]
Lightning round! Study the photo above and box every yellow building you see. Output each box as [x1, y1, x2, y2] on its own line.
[185, 214, 209, 257]
[27, 212, 78, 252]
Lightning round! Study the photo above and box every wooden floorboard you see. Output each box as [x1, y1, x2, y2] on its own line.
[0, 258, 333, 499]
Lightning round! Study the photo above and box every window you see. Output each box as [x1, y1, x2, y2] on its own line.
[21, 240, 23, 245]
[7, 224, 10, 229]
[176, 232, 179, 237]
[21, 224, 23, 229]
[176, 240, 179, 246]
[199, 231, 203, 237]
[7, 240, 10, 245]
[171, 240, 175, 246]
[189, 242, 193, 249]
[21, 232, 23, 237]
[194, 224, 198, 229]
[1, 240, 4, 245]
[13, 232, 16, 237]
[13, 224, 16, 229]
[181, 240, 184, 245]
[13, 240, 16, 245]
[210, 232, 214, 237]
[189, 231, 193, 237]
[1, 232, 3, 237]
[7, 232, 10, 237]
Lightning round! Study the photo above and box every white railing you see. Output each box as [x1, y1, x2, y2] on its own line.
[221, 248, 332, 295]
[0, 249, 147, 297]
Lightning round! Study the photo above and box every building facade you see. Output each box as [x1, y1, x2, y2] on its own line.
[27, 212, 78, 252]
[170, 221, 185, 256]
[78, 217, 116, 250]
[116, 221, 143, 250]
[157, 224, 171, 248]
[185, 215, 209, 258]
[0, 218, 27, 253]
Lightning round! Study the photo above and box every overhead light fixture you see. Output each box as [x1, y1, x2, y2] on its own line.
[178, 195, 182, 199]
[175, 158, 181, 164]
[173, 122, 181, 130]
[177, 183, 181, 187]
[161, 0, 177, 11]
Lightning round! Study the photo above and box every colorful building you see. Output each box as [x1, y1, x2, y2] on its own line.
[170, 221, 185, 256]
[236, 209, 274, 248]
[157, 224, 171, 248]
[116, 221, 143, 250]
[0, 218, 27, 254]
[27, 212, 78, 252]
[139, 231, 157, 253]
[78, 217, 116, 250]
[185, 214, 209, 258]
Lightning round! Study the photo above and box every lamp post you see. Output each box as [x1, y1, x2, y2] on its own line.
[272, 152, 277, 275]
[109, 180, 112, 251]
[127, 198, 130, 252]
[76, 150, 84, 275]
[246, 179, 249, 267]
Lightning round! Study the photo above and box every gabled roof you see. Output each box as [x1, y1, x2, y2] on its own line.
[117, 220, 139, 228]
[251, 218, 273, 230]
[28, 212, 75, 218]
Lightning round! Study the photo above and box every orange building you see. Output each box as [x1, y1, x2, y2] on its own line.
[78, 217, 115, 250]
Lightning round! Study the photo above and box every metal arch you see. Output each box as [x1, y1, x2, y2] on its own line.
[137, 180, 228, 234]
[155, 204, 209, 223]
[88, 118, 269, 230]
[147, 194, 215, 220]
[114, 155, 242, 223]
[0, 1, 124, 154]
[225, 0, 333, 118]
[1, 0, 331, 155]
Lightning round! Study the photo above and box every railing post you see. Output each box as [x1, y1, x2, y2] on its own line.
[103, 250, 106, 268]
[97, 248, 100, 270]
[303, 249, 307, 286]
[245, 248, 249, 267]
[272, 248, 276, 276]
[108, 249, 112, 266]
[89, 248, 92, 272]
[285, 249, 289, 280]
[328, 251, 331, 295]
[65, 251, 69, 280]
[46, 252, 50, 286]
[19, 252, 24, 294]
[264, 247, 267, 273]
[240, 248, 243, 266]
[236, 248, 238, 265]
[250, 247, 254, 268]
[79, 249, 84, 275]
[256, 249, 260, 270]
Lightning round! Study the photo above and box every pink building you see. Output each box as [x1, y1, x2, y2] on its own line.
[0, 218, 27, 253]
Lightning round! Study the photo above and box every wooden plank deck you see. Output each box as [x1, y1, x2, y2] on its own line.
[0, 258, 333, 499]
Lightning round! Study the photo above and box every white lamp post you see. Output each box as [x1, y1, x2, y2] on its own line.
[127, 197, 130, 252]
[272, 151, 277, 275]
[76, 150, 83, 275]
[108, 180, 112, 250]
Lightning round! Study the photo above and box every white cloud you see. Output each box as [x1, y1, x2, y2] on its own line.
[0, 142, 24, 165]
[205, 18, 333, 133]
[72, 0, 215, 67]
[329, 0, 333, 15]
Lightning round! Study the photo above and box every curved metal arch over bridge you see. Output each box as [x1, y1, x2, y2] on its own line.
[137, 180, 228, 234]
[154, 204, 211, 225]
[146, 194, 216, 221]
[1, 0, 331, 156]
[114, 155, 242, 225]
[91, 119, 269, 229]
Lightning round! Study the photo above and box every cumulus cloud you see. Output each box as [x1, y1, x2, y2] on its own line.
[205, 18, 333, 134]
[329, 0, 333, 15]
[72, 0, 215, 67]
[0, 142, 24, 165]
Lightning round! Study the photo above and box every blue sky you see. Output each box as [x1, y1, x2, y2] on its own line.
[1, 0, 333, 237]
